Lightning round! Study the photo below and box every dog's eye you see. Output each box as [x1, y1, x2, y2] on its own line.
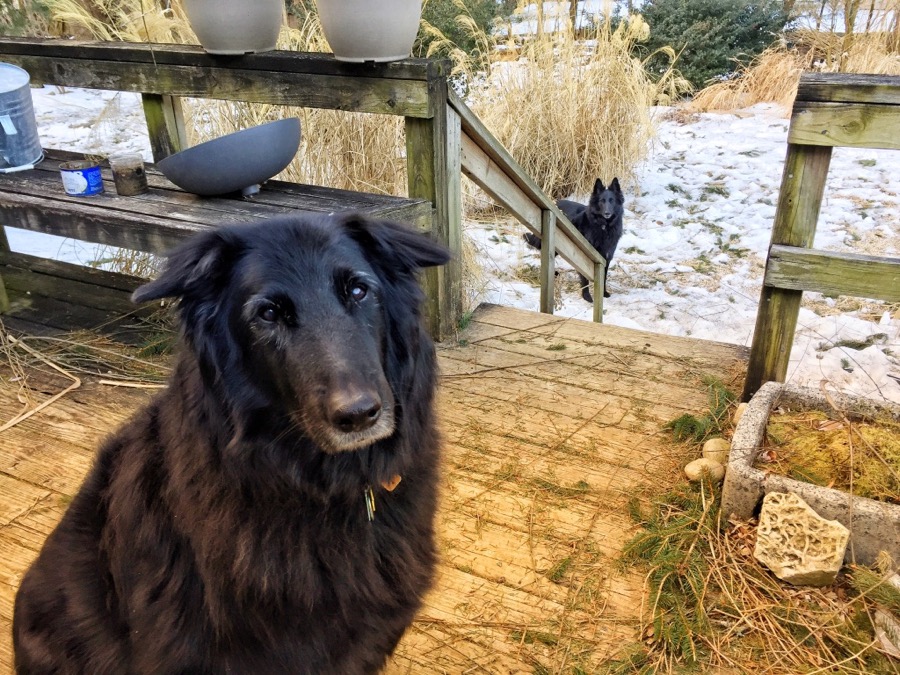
[349, 282, 368, 302]
[258, 304, 279, 323]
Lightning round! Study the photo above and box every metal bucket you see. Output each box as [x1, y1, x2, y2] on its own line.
[0, 63, 43, 171]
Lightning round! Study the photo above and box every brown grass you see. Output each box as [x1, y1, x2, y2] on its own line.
[759, 411, 900, 503]
[689, 46, 805, 114]
[44, 0, 197, 43]
[468, 8, 690, 199]
[691, 27, 900, 115]
[619, 466, 900, 672]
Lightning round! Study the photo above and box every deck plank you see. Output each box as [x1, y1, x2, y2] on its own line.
[0, 304, 748, 672]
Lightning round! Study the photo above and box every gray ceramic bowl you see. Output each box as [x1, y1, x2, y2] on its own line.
[157, 118, 301, 196]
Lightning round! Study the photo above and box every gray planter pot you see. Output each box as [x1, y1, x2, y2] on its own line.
[317, 0, 421, 62]
[157, 118, 301, 196]
[722, 381, 900, 567]
[184, 0, 283, 55]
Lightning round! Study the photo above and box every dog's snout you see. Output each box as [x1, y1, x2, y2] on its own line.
[330, 391, 382, 433]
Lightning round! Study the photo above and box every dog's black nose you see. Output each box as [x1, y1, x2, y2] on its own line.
[330, 392, 382, 433]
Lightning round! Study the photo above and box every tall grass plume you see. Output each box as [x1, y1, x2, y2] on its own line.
[691, 26, 900, 114]
[466, 5, 690, 199]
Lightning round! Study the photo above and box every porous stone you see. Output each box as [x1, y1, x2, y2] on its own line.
[754, 492, 850, 587]
[702, 438, 730, 464]
[684, 457, 724, 483]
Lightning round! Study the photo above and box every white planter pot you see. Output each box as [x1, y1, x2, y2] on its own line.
[183, 0, 283, 55]
[317, 0, 421, 63]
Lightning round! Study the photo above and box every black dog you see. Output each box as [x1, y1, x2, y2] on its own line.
[524, 178, 624, 302]
[13, 214, 449, 674]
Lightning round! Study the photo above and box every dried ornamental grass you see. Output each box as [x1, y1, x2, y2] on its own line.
[470, 9, 690, 200]
[45, 0, 197, 43]
[689, 47, 805, 114]
[691, 26, 900, 115]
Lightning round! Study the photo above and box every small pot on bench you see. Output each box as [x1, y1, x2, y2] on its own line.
[316, 0, 421, 62]
[183, 0, 283, 55]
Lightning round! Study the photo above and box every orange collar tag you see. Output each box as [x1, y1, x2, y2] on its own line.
[380, 475, 402, 492]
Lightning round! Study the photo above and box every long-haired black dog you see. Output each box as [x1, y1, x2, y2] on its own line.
[13, 213, 449, 674]
[524, 178, 625, 302]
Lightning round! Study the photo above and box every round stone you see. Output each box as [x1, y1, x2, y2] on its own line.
[684, 457, 725, 483]
[702, 437, 731, 464]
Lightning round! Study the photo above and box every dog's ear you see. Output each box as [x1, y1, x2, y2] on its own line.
[593, 178, 606, 195]
[341, 215, 450, 276]
[610, 177, 623, 197]
[132, 229, 242, 303]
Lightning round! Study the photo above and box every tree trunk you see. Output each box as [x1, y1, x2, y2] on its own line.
[863, 0, 875, 32]
[841, 0, 861, 71]
[536, 0, 543, 38]
[815, 0, 827, 30]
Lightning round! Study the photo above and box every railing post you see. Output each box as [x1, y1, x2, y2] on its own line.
[0, 226, 9, 312]
[142, 94, 187, 162]
[743, 143, 832, 401]
[592, 261, 604, 323]
[539, 209, 556, 314]
[405, 63, 463, 341]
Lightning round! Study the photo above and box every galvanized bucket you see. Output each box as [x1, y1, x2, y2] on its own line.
[0, 63, 43, 171]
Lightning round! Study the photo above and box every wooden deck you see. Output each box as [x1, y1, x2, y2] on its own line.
[0, 303, 748, 673]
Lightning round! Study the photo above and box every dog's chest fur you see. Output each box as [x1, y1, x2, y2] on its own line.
[98, 362, 438, 673]
[13, 215, 448, 675]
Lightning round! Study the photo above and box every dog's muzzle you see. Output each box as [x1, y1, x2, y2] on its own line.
[318, 385, 396, 452]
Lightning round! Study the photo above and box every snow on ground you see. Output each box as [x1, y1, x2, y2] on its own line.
[6, 86, 900, 403]
[465, 103, 900, 403]
[4, 86, 152, 264]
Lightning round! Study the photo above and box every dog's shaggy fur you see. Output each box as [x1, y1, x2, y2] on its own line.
[524, 178, 625, 302]
[13, 214, 450, 674]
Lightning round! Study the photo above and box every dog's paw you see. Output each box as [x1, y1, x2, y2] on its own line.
[603, 291, 611, 298]
[523, 233, 542, 250]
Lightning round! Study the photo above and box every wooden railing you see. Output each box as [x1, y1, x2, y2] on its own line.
[448, 91, 606, 323]
[742, 73, 900, 401]
[0, 38, 606, 336]
[0, 39, 464, 336]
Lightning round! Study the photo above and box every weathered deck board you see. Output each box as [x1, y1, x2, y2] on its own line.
[0, 303, 748, 672]
[0, 149, 433, 256]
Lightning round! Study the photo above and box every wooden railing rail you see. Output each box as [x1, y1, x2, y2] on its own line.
[448, 91, 606, 323]
[0, 38, 607, 330]
[743, 72, 900, 401]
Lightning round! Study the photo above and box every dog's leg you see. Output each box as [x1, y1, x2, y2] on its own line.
[523, 232, 542, 250]
[578, 273, 593, 303]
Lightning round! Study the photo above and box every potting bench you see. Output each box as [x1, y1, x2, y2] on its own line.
[0, 37, 606, 340]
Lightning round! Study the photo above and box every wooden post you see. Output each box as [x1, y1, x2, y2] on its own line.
[142, 94, 187, 162]
[405, 64, 462, 341]
[0, 226, 9, 312]
[539, 209, 556, 314]
[592, 261, 604, 323]
[743, 143, 833, 401]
